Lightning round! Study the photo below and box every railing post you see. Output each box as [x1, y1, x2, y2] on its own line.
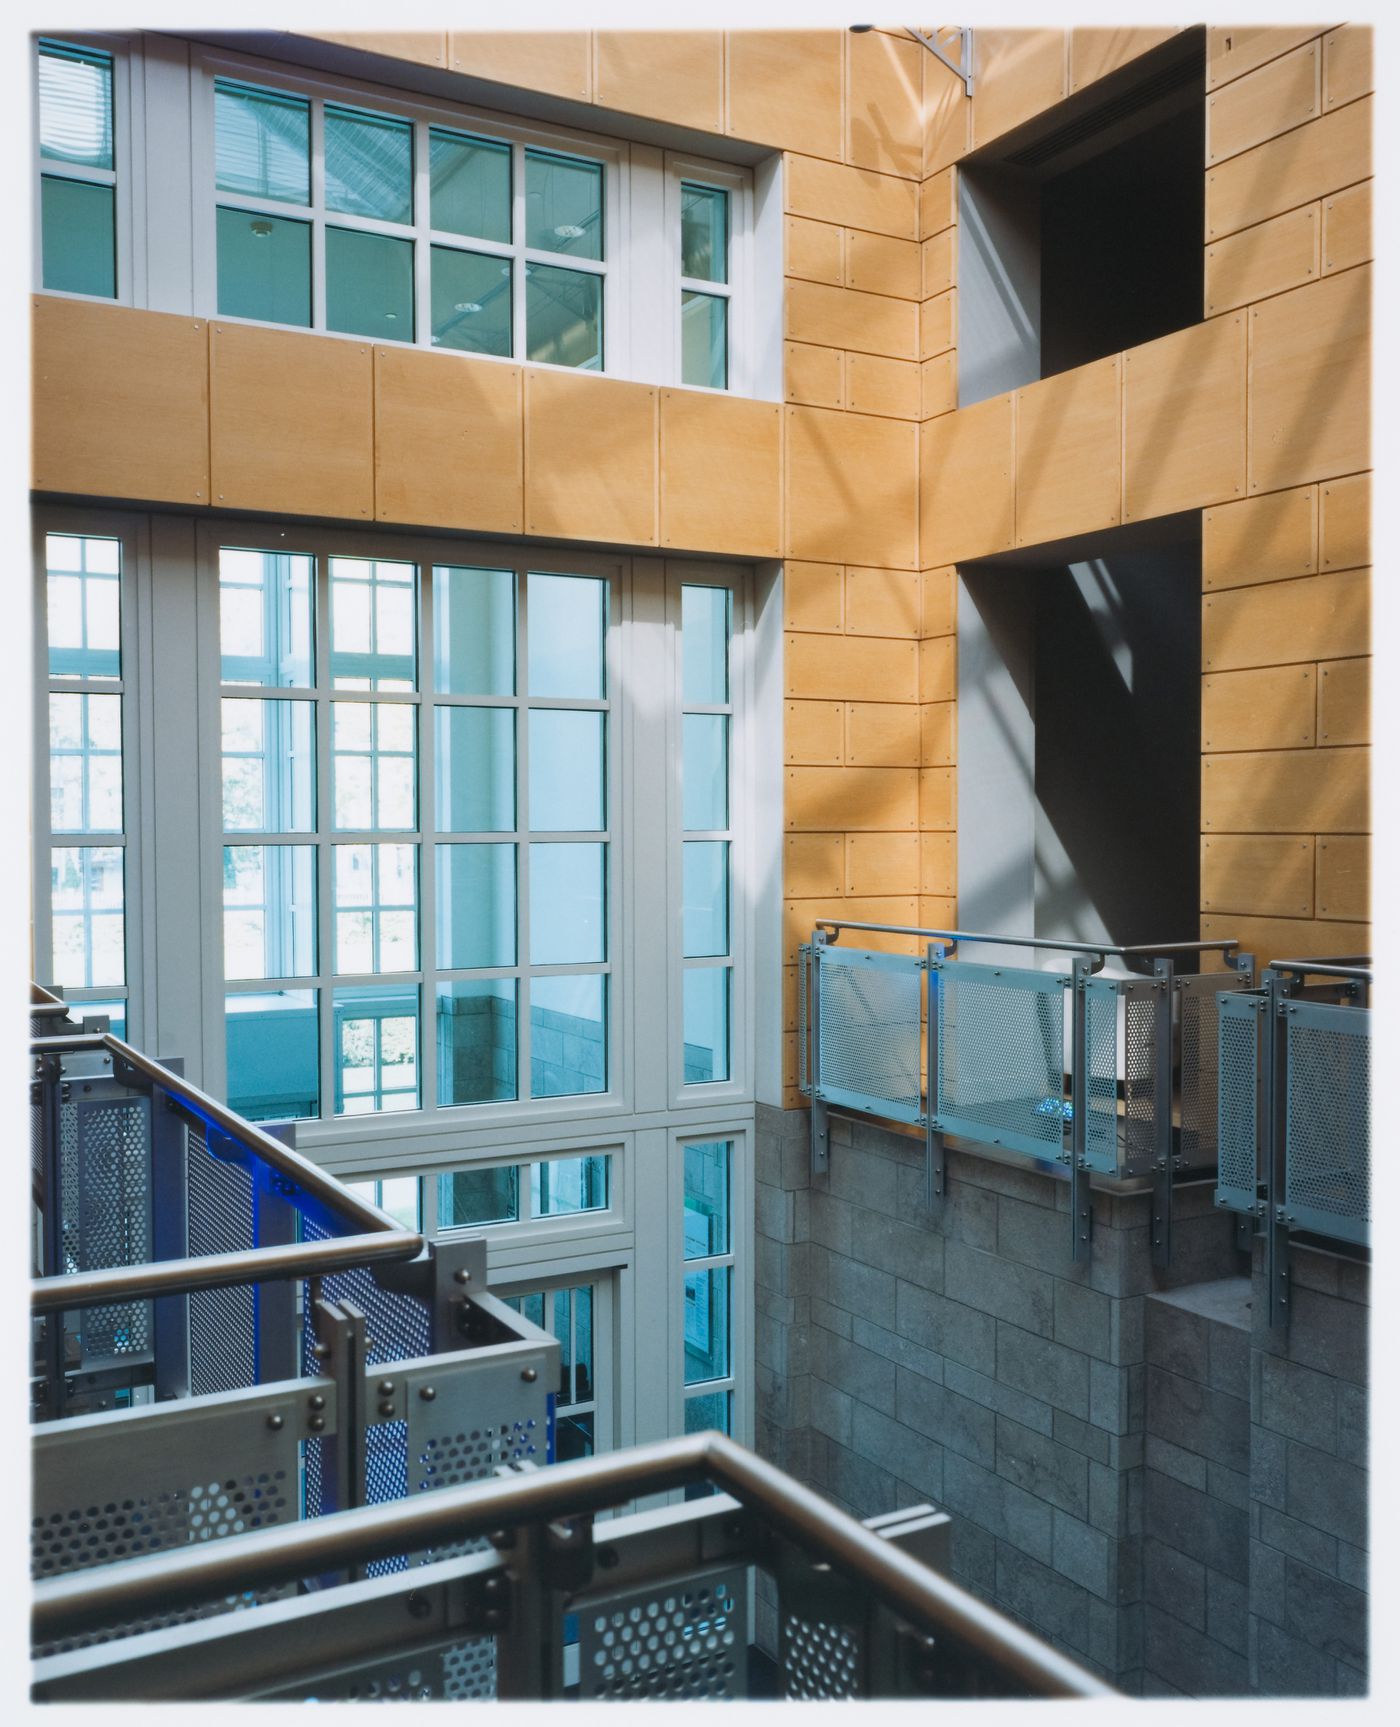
[312, 1294, 368, 1579]
[491, 1491, 581, 1700]
[34, 1046, 68, 1418]
[1069, 957, 1093, 1264]
[1150, 957, 1175, 1268]
[1264, 971, 1292, 1330]
[810, 930, 830, 1178]
[925, 944, 946, 1212]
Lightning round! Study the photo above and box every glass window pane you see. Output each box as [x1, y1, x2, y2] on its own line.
[684, 1388, 731, 1435]
[430, 129, 510, 242]
[525, 151, 603, 259]
[50, 846, 124, 989]
[433, 566, 515, 696]
[528, 711, 604, 832]
[226, 988, 318, 1121]
[526, 264, 602, 371]
[529, 842, 605, 965]
[334, 984, 419, 1114]
[333, 844, 418, 974]
[681, 183, 727, 283]
[39, 44, 113, 170]
[435, 707, 515, 832]
[681, 290, 727, 390]
[557, 1411, 594, 1462]
[326, 227, 414, 341]
[684, 1141, 731, 1257]
[219, 548, 313, 687]
[431, 247, 512, 356]
[376, 1177, 421, 1230]
[683, 966, 730, 1085]
[49, 693, 122, 833]
[223, 844, 316, 980]
[332, 702, 417, 831]
[530, 974, 606, 1098]
[214, 81, 309, 204]
[437, 980, 517, 1106]
[330, 558, 417, 690]
[41, 177, 115, 299]
[528, 573, 605, 699]
[325, 106, 412, 223]
[683, 1265, 731, 1383]
[221, 699, 315, 832]
[682, 585, 730, 705]
[438, 1162, 520, 1227]
[69, 998, 126, 1040]
[683, 714, 728, 831]
[682, 841, 728, 958]
[47, 535, 121, 679]
[217, 207, 311, 327]
[530, 1156, 609, 1217]
[437, 844, 516, 970]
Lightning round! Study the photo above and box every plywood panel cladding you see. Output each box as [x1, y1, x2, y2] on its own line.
[1323, 181, 1372, 275]
[1202, 666, 1316, 753]
[1205, 205, 1320, 318]
[971, 29, 1068, 150]
[1316, 659, 1369, 746]
[1207, 26, 1323, 91]
[1201, 836, 1315, 918]
[1014, 356, 1121, 546]
[786, 279, 918, 360]
[211, 323, 372, 519]
[785, 406, 918, 569]
[1319, 473, 1370, 571]
[659, 390, 781, 557]
[315, 32, 445, 66]
[1122, 317, 1246, 520]
[784, 634, 918, 704]
[785, 342, 844, 410]
[1201, 747, 1368, 835]
[726, 31, 843, 160]
[846, 26, 923, 179]
[846, 231, 922, 301]
[1316, 836, 1368, 921]
[32, 298, 209, 505]
[1248, 266, 1370, 493]
[1206, 39, 1320, 165]
[1203, 569, 1369, 672]
[449, 31, 592, 100]
[786, 155, 920, 242]
[1207, 96, 1371, 242]
[1323, 26, 1372, 110]
[786, 216, 844, 286]
[1203, 489, 1317, 591]
[1202, 913, 1369, 962]
[373, 348, 522, 533]
[1069, 28, 1179, 92]
[920, 393, 1015, 566]
[524, 371, 658, 546]
[594, 32, 723, 132]
[785, 766, 919, 832]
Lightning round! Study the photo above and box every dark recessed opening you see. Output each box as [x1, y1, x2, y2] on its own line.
[958, 28, 1206, 406]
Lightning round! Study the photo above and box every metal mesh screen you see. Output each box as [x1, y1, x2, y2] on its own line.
[577, 1567, 747, 1700]
[1120, 992, 1159, 1176]
[188, 1128, 257, 1396]
[817, 950, 923, 1123]
[257, 1637, 497, 1702]
[1180, 983, 1226, 1168]
[59, 1094, 152, 1363]
[935, 964, 1066, 1158]
[1285, 1005, 1370, 1245]
[1082, 983, 1120, 1175]
[781, 1612, 865, 1699]
[797, 945, 811, 1096]
[1216, 996, 1261, 1213]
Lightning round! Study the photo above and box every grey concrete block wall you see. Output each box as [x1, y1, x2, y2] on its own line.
[754, 1103, 1369, 1698]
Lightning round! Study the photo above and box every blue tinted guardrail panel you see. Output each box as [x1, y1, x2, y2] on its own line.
[815, 946, 923, 1126]
[1284, 999, 1370, 1247]
[1216, 990, 1263, 1216]
[933, 961, 1067, 1161]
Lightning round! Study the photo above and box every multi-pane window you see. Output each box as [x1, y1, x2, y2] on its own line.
[42, 533, 128, 1010]
[212, 76, 608, 368]
[680, 585, 733, 1085]
[36, 41, 117, 298]
[679, 182, 729, 389]
[438, 1154, 611, 1229]
[220, 545, 615, 1123]
[503, 1283, 598, 1461]
[681, 1139, 734, 1491]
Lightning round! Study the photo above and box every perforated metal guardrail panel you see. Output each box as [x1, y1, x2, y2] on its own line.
[935, 962, 1066, 1160]
[257, 1637, 496, 1702]
[1179, 978, 1236, 1169]
[187, 1128, 256, 1397]
[59, 1089, 152, 1364]
[1120, 984, 1159, 1177]
[817, 948, 923, 1124]
[1083, 980, 1120, 1175]
[781, 1611, 865, 1699]
[1285, 1001, 1370, 1246]
[1216, 992, 1262, 1215]
[577, 1566, 747, 1700]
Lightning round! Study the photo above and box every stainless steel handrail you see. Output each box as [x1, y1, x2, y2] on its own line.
[813, 919, 1237, 961]
[30, 1431, 1110, 1696]
[30, 1028, 423, 1309]
[1268, 959, 1372, 982]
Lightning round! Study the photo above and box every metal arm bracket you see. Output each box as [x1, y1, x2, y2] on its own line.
[905, 27, 974, 98]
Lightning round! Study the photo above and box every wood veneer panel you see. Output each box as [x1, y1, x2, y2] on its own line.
[1014, 355, 1121, 546]
[1122, 317, 1246, 520]
[373, 348, 521, 533]
[660, 389, 781, 556]
[524, 370, 657, 546]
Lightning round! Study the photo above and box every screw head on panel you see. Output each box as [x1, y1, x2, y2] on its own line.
[266, 1414, 284, 1431]
[521, 1367, 538, 1383]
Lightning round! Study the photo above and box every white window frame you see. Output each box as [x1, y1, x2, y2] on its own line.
[189, 45, 628, 375]
[664, 153, 752, 396]
[31, 31, 139, 305]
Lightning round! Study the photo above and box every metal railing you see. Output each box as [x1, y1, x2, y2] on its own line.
[798, 923, 1254, 1266]
[31, 1431, 1112, 1701]
[1216, 960, 1371, 1327]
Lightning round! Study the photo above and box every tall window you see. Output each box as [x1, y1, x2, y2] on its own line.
[36, 40, 117, 299]
[220, 545, 615, 1123]
[681, 1138, 734, 1493]
[212, 74, 609, 367]
[679, 584, 733, 1086]
[39, 531, 129, 1038]
[679, 182, 728, 389]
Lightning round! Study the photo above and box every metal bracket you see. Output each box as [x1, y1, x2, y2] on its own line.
[1150, 957, 1175, 1268]
[810, 930, 830, 1178]
[905, 26, 974, 98]
[1068, 957, 1093, 1263]
[312, 1296, 367, 1571]
[1263, 972, 1292, 1330]
[925, 944, 946, 1212]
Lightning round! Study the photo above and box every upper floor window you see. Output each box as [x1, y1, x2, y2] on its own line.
[36, 40, 118, 299]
